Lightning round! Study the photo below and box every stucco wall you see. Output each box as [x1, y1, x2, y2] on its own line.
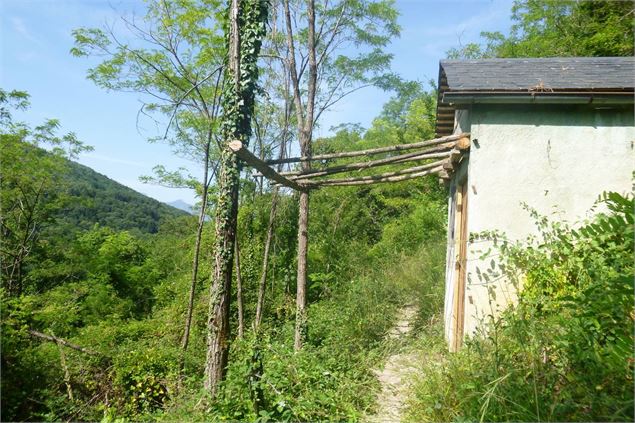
[450, 104, 634, 341]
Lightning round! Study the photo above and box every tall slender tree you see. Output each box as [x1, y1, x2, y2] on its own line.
[71, 0, 226, 380]
[265, 0, 400, 349]
[251, 18, 295, 330]
[204, 0, 268, 396]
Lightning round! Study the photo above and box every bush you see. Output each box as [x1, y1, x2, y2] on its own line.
[407, 192, 634, 422]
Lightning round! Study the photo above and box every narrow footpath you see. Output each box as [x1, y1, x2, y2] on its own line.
[367, 304, 419, 423]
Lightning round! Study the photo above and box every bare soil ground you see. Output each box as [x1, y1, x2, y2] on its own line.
[366, 304, 419, 423]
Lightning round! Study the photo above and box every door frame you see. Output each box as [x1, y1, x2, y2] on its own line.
[451, 179, 468, 351]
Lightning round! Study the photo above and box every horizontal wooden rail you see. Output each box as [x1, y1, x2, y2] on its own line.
[288, 147, 453, 181]
[392, 150, 449, 165]
[229, 140, 306, 191]
[302, 163, 446, 187]
[312, 166, 445, 187]
[266, 133, 470, 165]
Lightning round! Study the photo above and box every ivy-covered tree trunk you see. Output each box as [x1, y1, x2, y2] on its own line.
[204, 0, 267, 397]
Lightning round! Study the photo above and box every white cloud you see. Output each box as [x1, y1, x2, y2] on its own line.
[10, 16, 40, 44]
[419, 6, 509, 38]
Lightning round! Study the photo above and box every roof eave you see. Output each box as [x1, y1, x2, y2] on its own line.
[442, 91, 634, 105]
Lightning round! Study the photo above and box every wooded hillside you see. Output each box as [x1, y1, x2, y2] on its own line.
[57, 156, 189, 235]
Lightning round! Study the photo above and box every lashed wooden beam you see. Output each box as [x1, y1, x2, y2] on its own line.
[288, 147, 453, 181]
[391, 149, 451, 165]
[449, 148, 463, 163]
[251, 148, 448, 179]
[304, 164, 445, 187]
[457, 136, 470, 150]
[266, 133, 470, 165]
[228, 141, 306, 191]
[441, 146, 470, 178]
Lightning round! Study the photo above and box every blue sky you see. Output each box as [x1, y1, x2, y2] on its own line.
[2, 0, 513, 204]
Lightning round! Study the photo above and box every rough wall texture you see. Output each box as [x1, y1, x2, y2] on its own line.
[445, 103, 635, 345]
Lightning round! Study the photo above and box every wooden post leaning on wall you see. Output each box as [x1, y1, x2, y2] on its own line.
[451, 182, 469, 352]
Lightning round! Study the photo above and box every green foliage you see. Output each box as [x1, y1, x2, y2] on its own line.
[0, 219, 196, 422]
[313, 0, 401, 91]
[1, 68, 445, 421]
[407, 193, 635, 422]
[155, 237, 446, 422]
[448, 0, 635, 59]
[0, 89, 92, 296]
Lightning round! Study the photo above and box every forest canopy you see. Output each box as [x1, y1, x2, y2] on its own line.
[447, 0, 635, 58]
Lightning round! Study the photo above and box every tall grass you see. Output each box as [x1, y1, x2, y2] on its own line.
[154, 238, 448, 421]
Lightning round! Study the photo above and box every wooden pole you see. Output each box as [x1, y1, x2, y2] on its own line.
[286, 147, 453, 181]
[266, 133, 469, 165]
[307, 165, 445, 187]
[56, 339, 74, 400]
[229, 140, 306, 191]
[253, 149, 452, 180]
[28, 330, 101, 356]
[392, 150, 451, 165]
[457, 136, 470, 150]
[302, 159, 447, 186]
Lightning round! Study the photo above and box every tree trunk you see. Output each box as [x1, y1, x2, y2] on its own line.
[294, 188, 310, 351]
[254, 188, 279, 330]
[56, 338, 74, 401]
[28, 329, 101, 356]
[179, 142, 211, 381]
[204, 148, 239, 396]
[293, 0, 316, 351]
[204, 0, 267, 396]
[282, 0, 316, 351]
[235, 238, 245, 338]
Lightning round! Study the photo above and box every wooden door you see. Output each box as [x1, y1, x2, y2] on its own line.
[451, 182, 468, 351]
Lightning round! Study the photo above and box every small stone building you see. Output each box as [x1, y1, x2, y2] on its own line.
[436, 57, 635, 351]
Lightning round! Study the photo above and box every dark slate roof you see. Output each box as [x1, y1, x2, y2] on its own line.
[435, 57, 635, 137]
[440, 57, 635, 91]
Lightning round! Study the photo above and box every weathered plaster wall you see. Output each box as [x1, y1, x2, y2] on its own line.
[454, 104, 634, 340]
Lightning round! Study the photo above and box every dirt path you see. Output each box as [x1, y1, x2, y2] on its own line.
[367, 304, 419, 423]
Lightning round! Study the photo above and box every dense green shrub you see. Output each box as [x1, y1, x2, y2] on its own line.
[407, 192, 635, 422]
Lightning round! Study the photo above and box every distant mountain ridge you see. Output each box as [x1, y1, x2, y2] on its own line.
[55, 158, 190, 235]
[167, 199, 195, 215]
